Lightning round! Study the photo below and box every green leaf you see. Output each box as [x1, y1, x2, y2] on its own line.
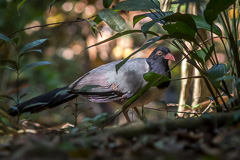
[162, 12, 197, 31]
[49, 0, 56, 13]
[192, 45, 214, 65]
[171, 0, 201, 4]
[204, 0, 235, 24]
[0, 33, 11, 42]
[91, 15, 103, 35]
[113, 0, 159, 11]
[182, 104, 191, 109]
[133, 14, 148, 27]
[103, 0, 114, 8]
[205, 45, 214, 62]
[134, 11, 174, 27]
[20, 93, 28, 100]
[19, 49, 43, 59]
[20, 39, 47, 54]
[116, 36, 161, 72]
[191, 50, 205, 66]
[20, 61, 52, 73]
[0, 59, 17, 70]
[84, 30, 158, 51]
[196, 50, 206, 62]
[120, 67, 171, 115]
[207, 64, 229, 88]
[98, 9, 126, 32]
[12, 37, 20, 45]
[151, 0, 160, 8]
[93, 112, 109, 122]
[141, 18, 162, 37]
[161, 32, 197, 43]
[0, 95, 16, 103]
[0, 100, 7, 103]
[143, 72, 169, 87]
[190, 15, 222, 36]
[192, 104, 200, 109]
[138, 12, 174, 36]
[87, 19, 101, 37]
[235, 78, 240, 90]
[163, 22, 196, 38]
[0, 66, 17, 72]
[216, 76, 234, 81]
[17, 0, 27, 15]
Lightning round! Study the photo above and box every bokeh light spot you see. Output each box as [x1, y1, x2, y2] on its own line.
[74, 2, 86, 13]
[24, 21, 41, 35]
[62, 2, 73, 12]
[62, 48, 74, 60]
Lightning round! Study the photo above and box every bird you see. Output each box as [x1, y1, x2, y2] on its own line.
[8, 46, 175, 123]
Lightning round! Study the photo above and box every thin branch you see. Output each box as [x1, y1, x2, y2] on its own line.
[170, 75, 204, 81]
[201, 101, 213, 114]
[144, 106, 202, 115]
[0, 18, 87, 48]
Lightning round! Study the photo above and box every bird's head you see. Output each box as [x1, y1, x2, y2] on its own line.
[148, 46, 175, 62]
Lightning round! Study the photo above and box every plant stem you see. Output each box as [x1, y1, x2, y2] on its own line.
[223, 12, 240, 99]
[210, 25, 218, 64]
[74, 98, 78, 127]
[232, 4, 237, 46]
[11, 42, 22, 123]
[214, 87, 228, 111]
[202, 76, 221, 111]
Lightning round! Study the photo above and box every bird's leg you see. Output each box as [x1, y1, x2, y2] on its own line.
[133, 107, 141, 117]
[123, 109, 131, 123]
[124, 107, 144, 123]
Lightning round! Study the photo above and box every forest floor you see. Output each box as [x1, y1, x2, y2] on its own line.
[1, 111, 240, 160]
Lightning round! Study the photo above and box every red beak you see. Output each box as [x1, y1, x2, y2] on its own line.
[164, 53, 175, 61]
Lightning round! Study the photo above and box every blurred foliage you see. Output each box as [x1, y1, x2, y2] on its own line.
[0, 0, 180, 125]
[1, 0, 239, 126]
[0, 0, 240, 159]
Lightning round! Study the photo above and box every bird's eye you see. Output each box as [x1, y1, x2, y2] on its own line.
[156, 51, 162, 56]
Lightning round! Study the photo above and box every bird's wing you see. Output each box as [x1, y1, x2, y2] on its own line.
[68, 58, 150, 103]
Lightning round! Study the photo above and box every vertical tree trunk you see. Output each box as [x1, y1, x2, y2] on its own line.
[177, 45, 193, 117]
[178, 3, 197, 117]
[191, 68, 201, 107]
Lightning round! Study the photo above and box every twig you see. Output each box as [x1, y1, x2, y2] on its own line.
[0, 18, 87, 48]
[202, 101, 213, 114]
[144, 106, 202, 115]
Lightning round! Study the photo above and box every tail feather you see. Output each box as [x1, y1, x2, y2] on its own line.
[8, 86, 77, 116]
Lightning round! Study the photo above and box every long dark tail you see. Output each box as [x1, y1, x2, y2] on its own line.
[8, 86, 78, 116]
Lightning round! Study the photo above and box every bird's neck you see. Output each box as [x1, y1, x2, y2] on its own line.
[147, 59, 171, 89]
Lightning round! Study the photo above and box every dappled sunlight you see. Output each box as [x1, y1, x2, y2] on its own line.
[62, 48, 75, 60]
[87, 35, 97, 61]
[74, 2, 87, 13]
[97, 26, 112, 60]
[228, 8, 239, 19]
[71, 43, 82, 55]
[112, 46, 124, 59]
[24, 21, 41, 35]
[83, 5, 96, 17]
[61, 2, 73, 12]
[1, 0, 240, 159]
[112, 46, 134, 59]
[46, 13, 66, 27]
